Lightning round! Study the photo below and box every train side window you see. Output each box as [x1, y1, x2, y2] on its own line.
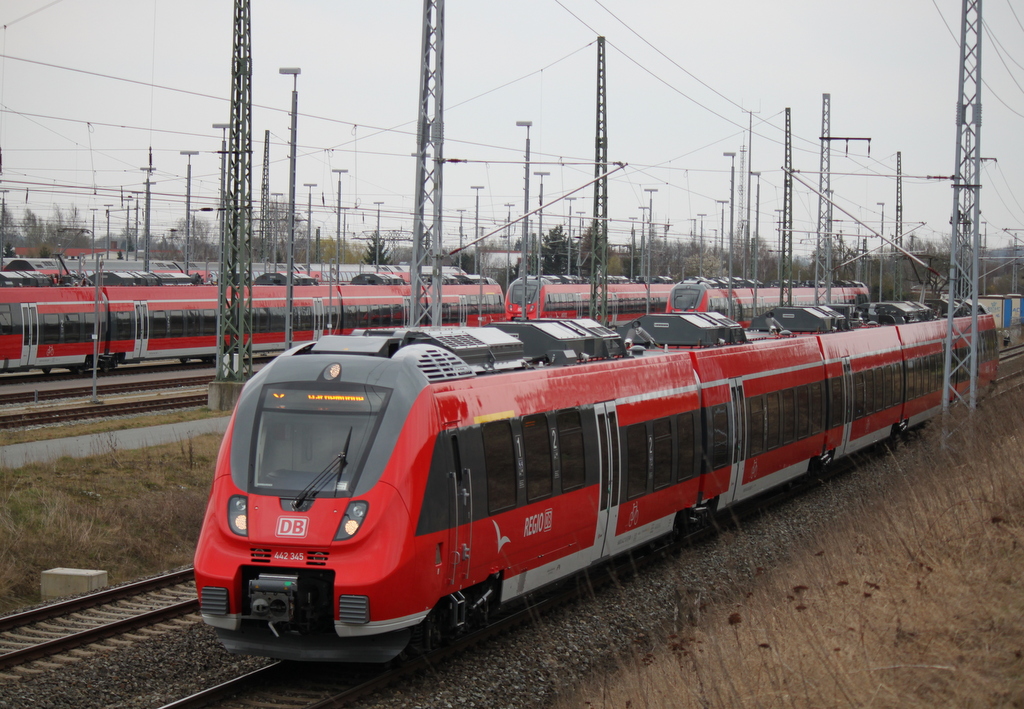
[781, 388, 796, 444]
[765, 392, 780, 450]
[710, 405, 730, 470]
[0, 306, 11, 336]
[609, 413, 621, 508]
[63, 313, 83, 343]
[82, 312, 96, 343]
[795, 385, 810, 439]
[41, 313, 61, 345]
[676, 411, 697, 481]
[625, 423, 648, 500]
[169, 310, 184, 338]
[809, 381, 823, 434]
[889, 363, 898, 406]
[653, 418, 672, 490]
[747, 394, 765, 457]
[853, 372, 866, 418]
[113, 311, 131, 340]
[523, 414, 553, 502]
[874, 366, 885, 410]
[828, 376, 844, 429]
[557, 410, 585, 492]
[483, 420, 517, 514]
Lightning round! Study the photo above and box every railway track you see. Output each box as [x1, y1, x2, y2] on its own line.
[0, 375, 213, 407]
[0, 361, 214, 387]
[0, 570, 198, 674]
[0, 393, 210, 430]
[1000, 342, 1024, 364]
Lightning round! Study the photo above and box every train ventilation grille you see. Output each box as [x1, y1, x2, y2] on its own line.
[306, 551, 329, 566]
[200, 586, 229, 616]
[415, 347, 474, 381]
[250, 548, 272, 563]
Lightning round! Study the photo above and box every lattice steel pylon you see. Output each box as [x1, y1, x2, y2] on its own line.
[217, 0, 254, 383]
[588, 36, 609, 324]
[260, 129, 270, 268]
[409, 0, 445, 327]
[894, 151, 903, 300]
[943, 0, 983, 411]
[780, 107, 794, 306]
[814, 94, 832, 305]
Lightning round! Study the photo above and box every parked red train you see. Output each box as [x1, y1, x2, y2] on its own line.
[0, 282, 504, 374]
[505, 277, 870, 328]
[193, 311, 998, 662]
[668, 279, 870, 327]
[505, 277, 676, 324]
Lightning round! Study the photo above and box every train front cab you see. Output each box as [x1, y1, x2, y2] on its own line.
[195, 343, 446, 663]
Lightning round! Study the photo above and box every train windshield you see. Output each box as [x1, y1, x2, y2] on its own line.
[250, 383, 390, 498]
[507, 281, 540, 306]
[672, 286, 703, 311]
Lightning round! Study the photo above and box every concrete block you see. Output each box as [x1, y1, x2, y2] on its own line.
[208, 381, 245, 412]
[41, 568, 108, 600]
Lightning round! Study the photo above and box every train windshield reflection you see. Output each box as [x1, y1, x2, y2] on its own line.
[251, 384, 389, 497]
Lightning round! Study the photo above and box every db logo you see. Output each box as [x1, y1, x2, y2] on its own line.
[276, 517, 309, 538]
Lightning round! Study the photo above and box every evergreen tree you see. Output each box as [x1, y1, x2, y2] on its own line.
[541, 224, 569, 275]
[362, 231, 392, 267]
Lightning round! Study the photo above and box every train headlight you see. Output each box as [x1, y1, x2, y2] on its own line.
[228, 495, 248, 536]
[323, 363, 342, 380]
[334, 500, 369, 540]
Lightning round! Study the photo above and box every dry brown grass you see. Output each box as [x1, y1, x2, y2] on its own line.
[0, 431, 221, 613]
[565, 394, 1024, 708]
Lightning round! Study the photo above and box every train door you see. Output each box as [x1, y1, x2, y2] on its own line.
[312, 298, 325, 340]
[458, 295, 470, 326]
[133, 302, 150, 360]
[591, 402, 621, 562]
[837, 356, 854, 456]
[720, 379, 747, 506]
[446, 433, 473, 585]
[19, 304, 39, 368]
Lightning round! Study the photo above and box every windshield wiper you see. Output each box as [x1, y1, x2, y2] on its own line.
[292, 429, 352, 511]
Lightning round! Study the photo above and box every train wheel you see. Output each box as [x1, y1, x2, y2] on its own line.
[406, 613, 443, 656]
[40, 367, 51, 375]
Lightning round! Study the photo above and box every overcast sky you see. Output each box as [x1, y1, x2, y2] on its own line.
[0, 0, 1021, 263]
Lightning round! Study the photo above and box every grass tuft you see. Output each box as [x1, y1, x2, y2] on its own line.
[0, 432, 220, 612]
[562, 391, 1024, 708]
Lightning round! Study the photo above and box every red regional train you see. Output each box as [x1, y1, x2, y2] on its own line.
[193, 310, 998, 662]
[0, 282, 505, 374]
[505, 276, 676, 324]
[668, 278, 870, 327]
